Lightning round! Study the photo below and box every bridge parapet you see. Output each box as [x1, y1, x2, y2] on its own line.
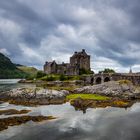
[82, 73, 140, 85]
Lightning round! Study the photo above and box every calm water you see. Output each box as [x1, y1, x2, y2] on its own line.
[0, 79, 35, 92]
[0, 80, 140, 140]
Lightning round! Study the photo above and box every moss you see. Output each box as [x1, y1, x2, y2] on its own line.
[66, 94, 110, 100]
[70, 98, 134, 113]
[118, 80, 132, 85]
[113, 100, 130, 107]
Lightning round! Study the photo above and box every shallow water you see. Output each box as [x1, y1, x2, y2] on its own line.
[0, 79, 35, 92]
[0, 80, 140, 140]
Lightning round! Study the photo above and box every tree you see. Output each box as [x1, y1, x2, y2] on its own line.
[59, 74, 66, 81]
[79, 68, 93, 75]
[36, 71, 46, 78]
[99, 68, 115, 74]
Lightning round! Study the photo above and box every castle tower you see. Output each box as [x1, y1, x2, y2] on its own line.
[70, 49, 91, 72]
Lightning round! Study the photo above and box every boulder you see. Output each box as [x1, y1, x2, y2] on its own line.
[0, 87, 69, 105]
[73, 81, 139, 98]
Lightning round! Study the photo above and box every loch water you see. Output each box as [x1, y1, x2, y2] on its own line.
[0, 79, 140, 140]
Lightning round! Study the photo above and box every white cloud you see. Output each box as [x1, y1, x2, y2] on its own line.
[0, 48, 10, 55]
[92, 56, 130, 73]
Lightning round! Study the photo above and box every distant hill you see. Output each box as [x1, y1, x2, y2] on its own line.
[17, 66, 38, 75]
[0, 53, 27, 79]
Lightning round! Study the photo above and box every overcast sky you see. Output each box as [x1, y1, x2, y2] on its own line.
[0, 0, 140, 73]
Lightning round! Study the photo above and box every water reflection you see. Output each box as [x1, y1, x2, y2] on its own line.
[70, 98, 135, 114]
[0, 102, 140, 140]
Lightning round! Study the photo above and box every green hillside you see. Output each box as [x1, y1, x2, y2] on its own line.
[0, 53, 27, 79]
[17, 66, 38, 75]
[17, 66, 38, 79]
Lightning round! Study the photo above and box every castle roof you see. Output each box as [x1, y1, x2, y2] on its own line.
[45, 61, 56, 66]
[72, 49, 89, 57]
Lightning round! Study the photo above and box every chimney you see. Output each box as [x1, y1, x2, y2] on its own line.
[75, 51, 77, 54]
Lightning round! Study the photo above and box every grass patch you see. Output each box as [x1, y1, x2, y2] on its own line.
[17, 66, 38, 75]
[66, 94, 110, 100]
[40, 75, 60, 81]
[40, 74, 81, 81]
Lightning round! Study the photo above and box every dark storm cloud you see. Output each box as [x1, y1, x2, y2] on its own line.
[0, 0, 140, 72]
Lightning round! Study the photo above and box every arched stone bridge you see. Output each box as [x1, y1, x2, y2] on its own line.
[82, 73, 140, 85]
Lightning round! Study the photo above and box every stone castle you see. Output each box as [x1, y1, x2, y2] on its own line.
[44, 49, 91, 75]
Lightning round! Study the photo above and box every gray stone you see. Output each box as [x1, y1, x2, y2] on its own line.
[73, 81, 139, 98]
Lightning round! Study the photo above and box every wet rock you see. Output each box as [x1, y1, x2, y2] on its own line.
[0, 109, 31, 115]
[0, 87, 69, 106]
[70, 97, 134, 113]
[0, 115, 56, 131]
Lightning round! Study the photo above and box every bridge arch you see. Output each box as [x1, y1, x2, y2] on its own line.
[104, 77, 110, 82]
[95, 77, 102, 84]
[91, 77, 94, 84]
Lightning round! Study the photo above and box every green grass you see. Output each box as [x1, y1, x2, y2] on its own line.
[66, 94, 110, 100]
[40, 74, 81, 81]
[17, 66, 39, 80]
[17, 66, 38, 75]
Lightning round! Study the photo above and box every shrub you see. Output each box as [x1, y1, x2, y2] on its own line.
[79, 68, 92, 75]
[36, 71, 46, 79]
[59, 74, 67, 81]
[46, 76, 56, 81]
[99, 68, 115, 74]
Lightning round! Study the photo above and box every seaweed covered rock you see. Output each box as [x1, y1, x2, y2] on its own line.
[0, 87, 69, 105]
[0, 115, 56, 131]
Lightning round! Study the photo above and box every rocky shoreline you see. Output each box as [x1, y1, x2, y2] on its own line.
[0, 81, 140, 107]
[0, 87, 69, 106]
[1, 80, 140, 131]
[73, 81, 140, 99]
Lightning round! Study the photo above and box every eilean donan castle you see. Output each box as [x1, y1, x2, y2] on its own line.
[44, 49, 91, 75]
